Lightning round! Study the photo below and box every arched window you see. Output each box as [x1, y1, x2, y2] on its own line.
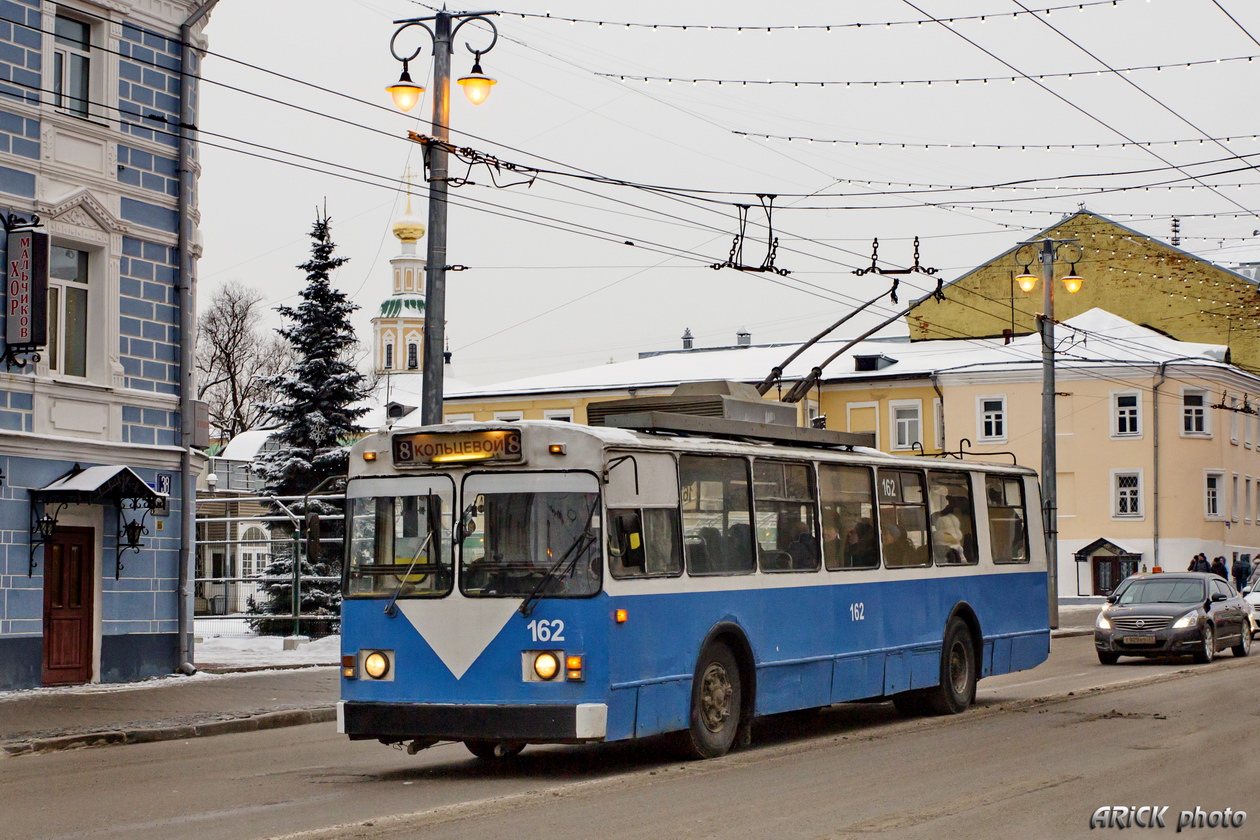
[407, 343, 419, 370]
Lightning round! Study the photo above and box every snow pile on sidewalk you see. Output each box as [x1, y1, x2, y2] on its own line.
[195, 634, 340, 669]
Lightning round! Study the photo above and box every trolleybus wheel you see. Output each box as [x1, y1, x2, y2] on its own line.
[923, 618, 976, 715]
[678, 643, 742, 759]
[464, 740, 525, 759]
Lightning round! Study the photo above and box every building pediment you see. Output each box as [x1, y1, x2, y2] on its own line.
[39, 189, 128, 235]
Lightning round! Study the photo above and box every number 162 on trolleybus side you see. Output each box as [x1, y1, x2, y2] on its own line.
[337, 410, 1049, 760]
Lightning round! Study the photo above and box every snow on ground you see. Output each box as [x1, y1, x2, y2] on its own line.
[195, 633, 341, 668]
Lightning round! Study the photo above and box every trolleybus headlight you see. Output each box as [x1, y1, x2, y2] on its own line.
[533, 651, 560, 680]
[364, 651, 391, 679]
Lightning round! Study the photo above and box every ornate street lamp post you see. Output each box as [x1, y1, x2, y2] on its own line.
[387, 10, 499, 425]
[1016, 238, 1084, 630]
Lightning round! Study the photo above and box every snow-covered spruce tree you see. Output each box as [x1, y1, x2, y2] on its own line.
[248, 212, 370, 636]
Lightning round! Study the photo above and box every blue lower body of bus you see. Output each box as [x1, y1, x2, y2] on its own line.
[339, 571, 1049, 745]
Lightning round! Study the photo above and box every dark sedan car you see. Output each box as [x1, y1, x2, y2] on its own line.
[1094, 573, 1251, 665]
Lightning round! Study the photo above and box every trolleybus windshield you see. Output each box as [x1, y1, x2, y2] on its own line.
[459, 472, 601, 599]
[345, 476, 454, 598]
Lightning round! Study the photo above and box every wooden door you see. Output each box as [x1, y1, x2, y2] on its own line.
[42, 527, 95, 685]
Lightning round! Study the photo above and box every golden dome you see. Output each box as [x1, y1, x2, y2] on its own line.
[392, 212, 426, 242]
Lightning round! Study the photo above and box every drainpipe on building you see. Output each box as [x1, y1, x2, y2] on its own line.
[1151, 358, 1199, 575]
[177, 0, 220, 674]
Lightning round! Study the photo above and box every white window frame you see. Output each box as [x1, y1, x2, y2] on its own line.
[1230, 396, 1240, 445]
[1233, 474, 1241, 522]
[492, 411, 523, 422]
[45, 241, 97, 381]
[1111, 469, 1144, 520]
[46, 4, 115, 124]
[1205, 470, 1225, 520]
[1247, 401, 1254, 449]
[543, 409, 573, 422]
[443, 412, 474, 423]
[846, 401, 880, 450]
[888, 399, 922, 451]
[976, 395, 1007, 443]
[383, 342, 394, 370]
[1111, 390, 1142, 438]
[1181, 388, 1211, 437]
[1246, 477, 1252, 525]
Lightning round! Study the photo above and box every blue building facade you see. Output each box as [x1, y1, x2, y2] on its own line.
[0, 0, 210, 689]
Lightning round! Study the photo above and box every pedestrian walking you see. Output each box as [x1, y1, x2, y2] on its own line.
[1189, 553, 1211, 573]
[1232, 555, 1252, 592]
[1210, 556, 1229, 579]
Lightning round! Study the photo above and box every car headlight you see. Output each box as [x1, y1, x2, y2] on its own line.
[364, 651, 390, 679]
[1172, 612, 1198, 630]
[533, 651, 559, 681]
[1095, 612, 1111, 630]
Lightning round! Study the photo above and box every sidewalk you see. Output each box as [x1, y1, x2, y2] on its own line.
[0, 666, 338, 757]
[1, 610, 1101, 758]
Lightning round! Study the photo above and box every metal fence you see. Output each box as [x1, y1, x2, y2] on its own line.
[194, 492, 344, 639]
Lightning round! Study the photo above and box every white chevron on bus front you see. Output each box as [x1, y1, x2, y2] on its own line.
[396, 598, 521, 679]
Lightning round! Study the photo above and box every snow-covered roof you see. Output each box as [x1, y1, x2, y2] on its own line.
[217, 428, 278, 461]
[454, 308, 1233, 399]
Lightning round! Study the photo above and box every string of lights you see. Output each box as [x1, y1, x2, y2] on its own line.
[599, 52, 1259, 88]
[733, 130, 1260, 151]
[487, 0, 1134, 32]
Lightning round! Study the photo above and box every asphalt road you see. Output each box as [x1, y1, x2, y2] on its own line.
[5, 634, 1257, 840]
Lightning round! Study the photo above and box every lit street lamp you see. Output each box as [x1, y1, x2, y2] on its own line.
[1016, 238, 1084, 630]
[387, 10, 499, 425]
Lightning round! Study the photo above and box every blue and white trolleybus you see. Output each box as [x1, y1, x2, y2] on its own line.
[338, 398, 1049, 760]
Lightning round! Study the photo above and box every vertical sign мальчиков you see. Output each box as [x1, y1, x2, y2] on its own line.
[6, 230, 49, 347]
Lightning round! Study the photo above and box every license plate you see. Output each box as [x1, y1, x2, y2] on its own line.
[1122, 635, 1156, 645]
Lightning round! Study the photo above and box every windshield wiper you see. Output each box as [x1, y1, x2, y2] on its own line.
[384, 529, 435, 617]
[519, 496, 600, 616]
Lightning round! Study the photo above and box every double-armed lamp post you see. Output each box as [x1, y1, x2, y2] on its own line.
[386, 10, 499, 425]
[1015, 238, 1084, 630]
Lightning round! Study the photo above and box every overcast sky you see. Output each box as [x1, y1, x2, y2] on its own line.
[195, 0, 1260, 385]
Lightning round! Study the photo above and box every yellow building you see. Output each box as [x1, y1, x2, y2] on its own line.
[907, 210, 1260, 371]
[440, 311, 1260, 600]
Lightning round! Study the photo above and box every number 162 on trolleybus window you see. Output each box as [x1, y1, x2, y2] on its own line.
[337, 416, 1049, 760]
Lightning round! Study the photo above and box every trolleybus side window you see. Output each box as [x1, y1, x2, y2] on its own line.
[458, 473, 602, 598]
[608, 508, 683, 578]
[927, 470, 978, 565]
[680, 455, 755, 576]
[753, 460, 819, 572]
[819, 463, 879, 571]
[986, 476, 1030, 563]
[346, 486, 454, 598]
[876, 469, 931, 568]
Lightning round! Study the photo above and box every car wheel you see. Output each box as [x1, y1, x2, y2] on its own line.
[1097, 650, 1120, 665]
[1233, 622, 1252, 657]
[464, 740, 525, 759]
[1193, 624, 1215, 664]
[675, 642, 742, 759]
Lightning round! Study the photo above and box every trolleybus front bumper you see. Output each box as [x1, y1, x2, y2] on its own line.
[338, 701, 608, 743]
